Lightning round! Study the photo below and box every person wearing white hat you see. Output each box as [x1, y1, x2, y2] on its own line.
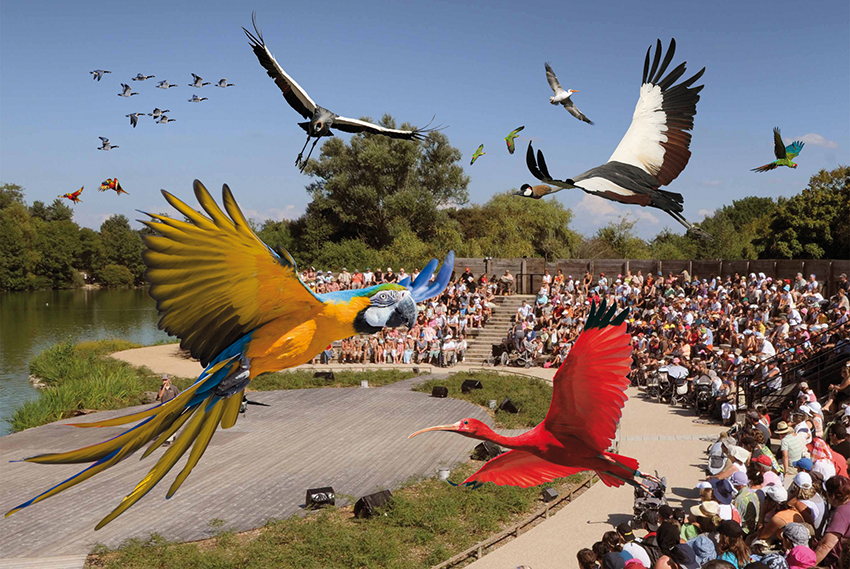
[757, 484, 804, 545]
[789, 471, 827, 529]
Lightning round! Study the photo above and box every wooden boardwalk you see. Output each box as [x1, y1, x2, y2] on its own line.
[0, 376, 498, 560]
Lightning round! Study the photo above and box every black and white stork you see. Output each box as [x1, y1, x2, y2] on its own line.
[522, 39, 707, 237]
[243, 14, 440, 171]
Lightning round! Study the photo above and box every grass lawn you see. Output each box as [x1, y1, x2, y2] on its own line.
[414, 371, 553, 429]
[87, 462, 589, 569]
[11, 340, 415, 433]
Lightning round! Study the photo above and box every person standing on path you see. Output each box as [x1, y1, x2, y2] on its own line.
[157, 373, 179, 404]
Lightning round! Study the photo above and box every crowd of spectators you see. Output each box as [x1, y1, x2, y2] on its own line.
[578, 379, 850, 569]
[302, 266, 498, 367]
[501, 268, 850, 413]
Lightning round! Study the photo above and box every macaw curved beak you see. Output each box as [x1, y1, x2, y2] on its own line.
[386, 293, 417, 329]
[408, 421, 462, 439]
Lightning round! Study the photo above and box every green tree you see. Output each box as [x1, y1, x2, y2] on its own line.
[98, 215, 145, 284]
[76, 227, 104, 278]
[592, 216, 652, 259]
[0, 200, 39, 290]
[0, 182, 25, 210]
[449, 193, 581, 260]
[298, 115, 469, 253]
[100, 264, 134, 287]
[30, 199, 73, 222]
[256, 220, 293, 254]
[758, 166, 850, 258]
[33, 218, 82, 288]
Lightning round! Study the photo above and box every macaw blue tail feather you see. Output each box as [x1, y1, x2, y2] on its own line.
[5, 352, 246, 529]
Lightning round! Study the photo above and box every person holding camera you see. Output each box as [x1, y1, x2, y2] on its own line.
[157, 373, 179, 404]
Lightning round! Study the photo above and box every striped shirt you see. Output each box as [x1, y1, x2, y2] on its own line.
[781, 433, 806, 464]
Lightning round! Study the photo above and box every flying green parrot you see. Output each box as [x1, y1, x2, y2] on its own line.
[470, 144, 485, 165]
[752, 128, 804, 173]
[504, 126, 525, 154]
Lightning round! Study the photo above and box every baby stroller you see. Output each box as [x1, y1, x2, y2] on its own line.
[500, 348, 534, 368]
[633, 472, 668, 521]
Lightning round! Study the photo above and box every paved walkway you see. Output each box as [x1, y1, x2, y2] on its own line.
[467, 388, 722, 569]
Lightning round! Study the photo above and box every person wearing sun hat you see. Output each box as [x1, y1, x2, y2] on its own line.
[788, 471, 827, 529]
[758, 484, 804, 545]
[729, 471, 760, 534]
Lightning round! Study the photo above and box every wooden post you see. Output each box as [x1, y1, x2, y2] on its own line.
[521, 258, 528, 295]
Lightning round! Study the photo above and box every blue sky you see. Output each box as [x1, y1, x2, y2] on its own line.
[2, 0, 848, 239]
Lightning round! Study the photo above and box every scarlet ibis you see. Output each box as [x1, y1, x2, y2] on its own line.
[189, 73, 210, 87]
[752, 127, 804, 172]
[505, 126, 525, 154]
[242, 14, 441, 171]
[59, 187, 83, 204]
[97, 137, 118, 151]
[90, 69, 111, 81]
[118, 83, 138, 97]
[523, 39, 707, 238]
[410, 299, 652, 490]
[470, 144, 486, 165]
[545, 63, 593, 124]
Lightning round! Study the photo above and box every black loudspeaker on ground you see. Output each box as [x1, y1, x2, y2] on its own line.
[354, 490, 393, 518]
[305, 486, 335, 509]
[431, 386, 449, 398]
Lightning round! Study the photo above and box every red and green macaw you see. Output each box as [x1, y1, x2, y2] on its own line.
[6, 180, 454, 530]
[59, 187, 83, 204]
[504, 126, 525, 154]
[752, 127, 804, 172]
[99, 178, 129, 195]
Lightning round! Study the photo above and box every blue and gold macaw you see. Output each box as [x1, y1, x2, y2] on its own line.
[6, 180, 454, 530]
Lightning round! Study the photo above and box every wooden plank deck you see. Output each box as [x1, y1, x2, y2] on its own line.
[0, 376, 497, 558]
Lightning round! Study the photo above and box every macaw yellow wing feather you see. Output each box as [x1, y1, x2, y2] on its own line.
[166, 398, 227, 498]
[141, 180, 325, 367]
[220, 389, 245, 430]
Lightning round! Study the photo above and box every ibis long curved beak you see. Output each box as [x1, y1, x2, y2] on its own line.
[408, 421, 462, 439]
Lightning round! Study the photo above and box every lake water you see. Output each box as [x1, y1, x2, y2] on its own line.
[0, 288, 171, 436]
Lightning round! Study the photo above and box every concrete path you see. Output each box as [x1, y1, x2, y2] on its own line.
[0, 375, 502, 563]
[466, 387, 721, 569]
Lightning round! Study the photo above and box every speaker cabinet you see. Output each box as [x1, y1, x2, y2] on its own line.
[305, 486, 335, 509]
[313, 371, 335, 381]
[461, 379, 483, 393]
[431, 386, 449, 398]
[354, 490, 393, 518]
[542, 487, 559, 502]
[472, 441, 503, 461]
[499, 397, 519, 413]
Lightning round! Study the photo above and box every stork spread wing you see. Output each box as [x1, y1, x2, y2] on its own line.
[544, 62, 565, 96]
[243, 14, 317, 120]
[460, 450, 585, 488]
[141, 180, 324, 366]
[607, 39, 705, 187]
[772, 127, 787, 160]
[544, 299, 632, 452]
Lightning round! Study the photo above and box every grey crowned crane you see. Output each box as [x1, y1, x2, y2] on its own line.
[132, 73, 155, 81]
[189, 73, 210, 87]
[97, 137, 118, 151]
[243, 14, 441, 171]
[545, 63, 593, 124]
[523, 39, 708, 238]
[156, 80, 178, 89]
[90, 69, 111, 81]
[118, 84, 139, 97]
[216, 79, 234, 88]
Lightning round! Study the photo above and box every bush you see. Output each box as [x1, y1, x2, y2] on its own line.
[99, 263, 134, 287]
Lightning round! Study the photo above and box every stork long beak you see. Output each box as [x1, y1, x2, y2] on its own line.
[408, 421, 462, 439]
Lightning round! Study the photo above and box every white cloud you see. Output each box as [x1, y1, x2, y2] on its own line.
[242, 205, 301, 223]
[698, 209, 713, 219]
[788, 133, 839, 149]
[574, 194, 660, 225]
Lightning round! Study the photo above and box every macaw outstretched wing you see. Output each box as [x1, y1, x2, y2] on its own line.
[785, 141, 804, 160]
[142, 180, 325, 366]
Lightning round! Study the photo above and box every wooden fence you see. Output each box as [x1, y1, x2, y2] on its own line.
[453, 258, 850, 297]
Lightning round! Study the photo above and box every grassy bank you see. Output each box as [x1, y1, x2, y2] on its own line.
[88, 462, 588, 569]
[414, 371, 553, 429]
[12, 340, 415, 433]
